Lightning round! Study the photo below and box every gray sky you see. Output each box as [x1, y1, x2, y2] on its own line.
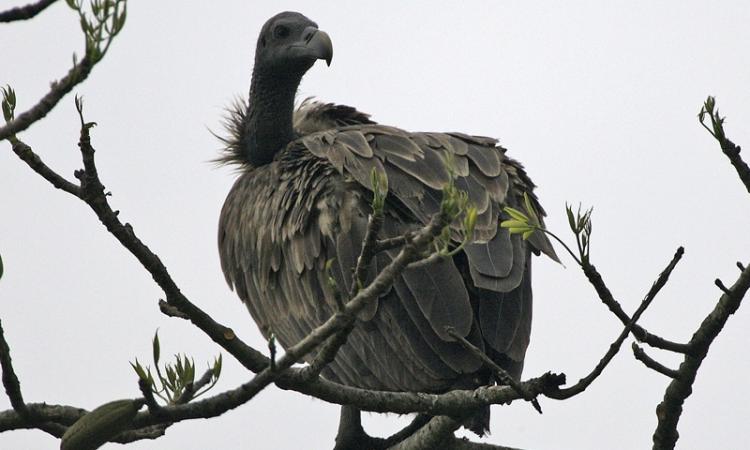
[2, 1, 750, 449]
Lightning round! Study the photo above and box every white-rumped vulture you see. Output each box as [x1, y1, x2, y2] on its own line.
[217, 11, 558, 435]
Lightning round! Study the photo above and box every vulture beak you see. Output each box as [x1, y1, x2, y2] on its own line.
[301, 26, 333, 66]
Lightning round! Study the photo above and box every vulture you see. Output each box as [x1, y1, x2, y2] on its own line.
[217, 11, 557, 435]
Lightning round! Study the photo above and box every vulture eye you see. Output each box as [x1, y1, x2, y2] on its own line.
[274, 25, 290, 39]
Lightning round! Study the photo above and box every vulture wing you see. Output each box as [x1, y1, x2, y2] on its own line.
[218, 99, 557, 394]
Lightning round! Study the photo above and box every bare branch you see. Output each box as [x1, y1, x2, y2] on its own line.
[350, 212, 384, 298]
[447, 327, 542, 413]
[442, 437, 526, 450]
[699, 96, 750, 193]
[10, 139, 81, 196]
[652, 261, 750, 450]
[581, 259, 691, 354]
[176, 368, 216, 404]
[714, 278, 731, 295]
[375, 234, 412, 253]
[632, 344, 679, 379]
[0, 0, 57, 23]
[0, 56, 97, 141]
[56, 111, 271, 373]
[137, 378, 162, 416]
[0, 403, 81, 437]
[298, 322, 355, 382]
[0, 320, 27, 416]
[278, 371, 566, 417]
[388, 416, 461, 450]
[550, 247, 684, 400]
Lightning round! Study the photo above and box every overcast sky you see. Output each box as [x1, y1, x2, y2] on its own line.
[2, 1, 750, 449]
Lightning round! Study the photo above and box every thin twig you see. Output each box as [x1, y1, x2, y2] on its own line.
[714, 278, 731, 295]
[0, 56, 96, 141]
[632, 344, 679, 379]
[298, 322, 355, 381]
[406, 252, 442, 270]
[374, 234, 411, 253]
[446, 327, 542, 413]
[581, 259, 691, 354]
[0, 0, 57, 22]
[699, 97, 750, 193]
[176, 368, 215, 404]
[549, 247, 684, 400]
[0, 320, 27, 417]
[10, 139, 81, 196]
[349, 212, 384, 298]
[138, 378, 163, 415]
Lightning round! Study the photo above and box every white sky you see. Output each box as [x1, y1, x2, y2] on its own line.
[2, 1, 750, 449]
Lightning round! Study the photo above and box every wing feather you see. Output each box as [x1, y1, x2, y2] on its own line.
[219, 101, 556, 395]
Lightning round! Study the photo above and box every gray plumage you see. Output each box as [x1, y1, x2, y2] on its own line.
[217, 12, 557, 435]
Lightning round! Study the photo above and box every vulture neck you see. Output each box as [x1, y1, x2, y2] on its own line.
[243, 68, 302, 166]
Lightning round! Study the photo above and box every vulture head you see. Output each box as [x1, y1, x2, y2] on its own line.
[240, 12, 333, 167]
[254, 12, 333, 79]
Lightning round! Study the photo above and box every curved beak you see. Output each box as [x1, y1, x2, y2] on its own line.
[301, 27, 333, 66]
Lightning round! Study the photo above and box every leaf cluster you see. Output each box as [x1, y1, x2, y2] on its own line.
[501, 193, 543, 241]
[566, 203, 593, 264]
[66, 0, 127, 63]
[699, 96, 727, 142]
[131, 331, 222, 405]
[435, 162, 477, 257]
[1, 86, 16, 123]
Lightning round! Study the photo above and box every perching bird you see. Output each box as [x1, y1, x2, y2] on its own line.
[217, 11, 557, 435]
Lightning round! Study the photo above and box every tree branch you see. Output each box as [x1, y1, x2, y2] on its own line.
[0, 0, 57, 23]
[298, 322, 355, 382]
[651, 261, 750, 450]
[0, 403, 81, 437]
[0, 56, 97, 141]
[10, 139, 81, 196]
[442, 437, 526, 450]
[388, 416, 461, 450]
[650, 101, 750, 449]
[550, 247, 684, 400]
[447, 327, 542, 413]
[278, 371, 566, 417]
[60, 107, 272, 374]
[699, 96, 750, 193]
[581, 262, 691, 354]
[632, 344, 679, 379]
[0, 320, 27, 417]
